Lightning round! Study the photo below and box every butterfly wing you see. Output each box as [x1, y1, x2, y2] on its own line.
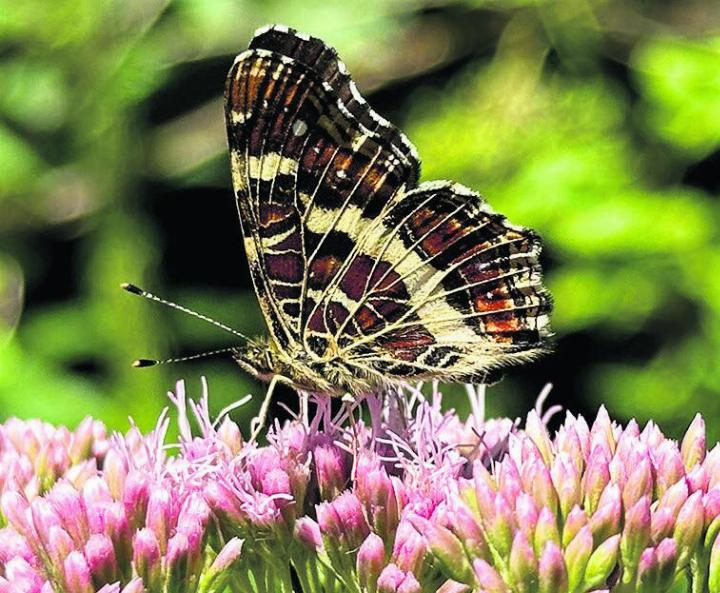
[325, 181, 552, 384]
[225, 25, 419, 352]
[227, 25, 551, 390]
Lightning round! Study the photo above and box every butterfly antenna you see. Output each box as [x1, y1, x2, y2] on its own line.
[133, 347, 239, 368]
[121, 283, 253, 342]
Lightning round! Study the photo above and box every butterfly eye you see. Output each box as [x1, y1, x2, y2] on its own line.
[292, 119, 307, 136]
[307, 335, 328, 356]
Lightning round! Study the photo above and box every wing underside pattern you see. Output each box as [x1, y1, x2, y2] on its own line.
[226, 27, 418, 350]
[226, 25, 551, 388]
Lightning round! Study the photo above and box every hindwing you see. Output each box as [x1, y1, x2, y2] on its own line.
[330, 181, 552, 383]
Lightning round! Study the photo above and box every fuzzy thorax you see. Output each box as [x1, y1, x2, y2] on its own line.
[231, 337, 386, 395]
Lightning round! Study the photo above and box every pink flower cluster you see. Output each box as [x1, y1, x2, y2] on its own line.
[0, 379, 718, 593]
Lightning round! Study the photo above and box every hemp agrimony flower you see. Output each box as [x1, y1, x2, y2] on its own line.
[1, 380, 719, 593]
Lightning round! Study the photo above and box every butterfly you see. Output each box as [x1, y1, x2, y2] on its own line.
[223, 24, 551, 396]
[125, 24, 551, 435]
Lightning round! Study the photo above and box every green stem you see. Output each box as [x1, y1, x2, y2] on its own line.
[691, 553, 709, 593]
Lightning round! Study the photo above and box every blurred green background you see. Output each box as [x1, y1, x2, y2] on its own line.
[1, 0, 719, 439]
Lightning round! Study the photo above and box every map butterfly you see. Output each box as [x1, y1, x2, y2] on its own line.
[125, 25, 552, 430]
[224, 25, 551, 394]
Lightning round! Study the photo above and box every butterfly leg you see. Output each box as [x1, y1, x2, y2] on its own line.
[250, 374, 280, 443]
[342, 393, 361, 480]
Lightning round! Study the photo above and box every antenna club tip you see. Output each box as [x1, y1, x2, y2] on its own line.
[121, 283, 144, 295]
[132, 359, 157, 368]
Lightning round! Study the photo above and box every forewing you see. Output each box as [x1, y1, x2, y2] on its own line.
[225, 25, 419, 350]
[329, 181, 552, 383]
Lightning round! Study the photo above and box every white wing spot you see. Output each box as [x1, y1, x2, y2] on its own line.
[292, 119, 308, 136]
[337, 169, 347, 180]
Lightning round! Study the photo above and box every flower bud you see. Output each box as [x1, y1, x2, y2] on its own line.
[530, 462, 559, 518]
[262, 468, 295, 523]
[681, 414, 706, 470]
[551, 453, 580, 519]
[1, 491, 29, 531]
[473, 559, 510, 593]
[84, 533, 118, 585]
[412, 516, 473, 584]
[515, 493, 539, 540]
[392, 520, 426, 574]
[166, 532, 190, 591]
[204, 537, 243, 592]
[122, 472, 150, 529]
[50, 482, 88, 544]
[651, 507, 676, 543]
[314, 444, 347, 501]
[565, 525, 593, 593]
[358, 533, 386, 592]
[211, 537, 243, 571]
[581, 534, 620, 591]
[47, 525, 74, 567]
[583, 447, 611, 514]
[377, 563, 405, 593]
[82, 475, 113, 508]
[488, 494, 515, 558]
[687, 465, 709, 494]
[589, 485, 621, 542]
[705, 490, 720, 535]
[102, 448, 128, 500]
[538, 541, 568, 593]
[707, 445, 720, 490]
[637, 547, 660, 593]
[397, 573, 421, 593]
[562, 505, 588, 547]
[622, 457, 652, 510]
[294, 517, 323, 552]
[656, 538, 678, 589]
[338, 492, 371, 545]
[30, 497, 61, 543]
[534, 506, 560, 556]
[450, 503, 489, 560]
[673, 491, 704, 568]
[132, 527, 161, 591]
[63, 550, 93, 593]
[0, 527, 33, 565]
[654, 442, 685, 497]
[104, 501, 131, 569]
[525, 410, 553, 465]
[360, 467, 400, 542]
[620, 495, 651, 578]
[509, 531, 538, 593]
[589, 407, 616, 458]
[217, 416, 243, 456]
[146, 486, 173, 553]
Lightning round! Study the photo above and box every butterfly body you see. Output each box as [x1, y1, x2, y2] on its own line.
[232, 339, 355, 394]
[225, 25, 552, 396]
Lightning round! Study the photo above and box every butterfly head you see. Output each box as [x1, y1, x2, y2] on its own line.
[232, 340, 277, 383]
[232, 338, 356, 394]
